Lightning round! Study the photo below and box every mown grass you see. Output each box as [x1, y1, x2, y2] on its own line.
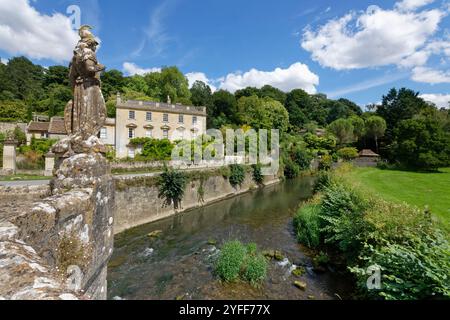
[345, 167, 450, 229]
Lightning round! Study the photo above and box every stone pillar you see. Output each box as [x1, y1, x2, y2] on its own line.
[2, 139, 17, 175]
[44, 152, 56, 177]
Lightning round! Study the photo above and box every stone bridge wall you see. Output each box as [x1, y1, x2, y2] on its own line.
[0, 154, 115, 300]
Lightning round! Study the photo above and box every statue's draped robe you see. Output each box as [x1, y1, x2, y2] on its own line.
[65, 47, 106, 139]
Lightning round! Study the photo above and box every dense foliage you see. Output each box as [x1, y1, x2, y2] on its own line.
[129, 138, 174, 161]
[215, 240, 267, 286]
[157, 167, 188, 209]
[228, 164, 246, 187]
[294, 166, 450, 300]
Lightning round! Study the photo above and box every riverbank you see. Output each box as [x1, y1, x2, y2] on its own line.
[108, 177, 352, 300]
[294, 164, 450, 300]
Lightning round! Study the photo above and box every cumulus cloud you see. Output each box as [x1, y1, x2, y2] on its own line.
[420, 93, 450, 108]
[412, 66, 450, 83]
[185, 72, 217, 92]
[122, 62, 161, 76]
[219, 62, 319, 94]
[301, 2, 446, 70]
[1, 57, 8, 65]
[0, 0, 78, 62]
[395, 0, 435, 11]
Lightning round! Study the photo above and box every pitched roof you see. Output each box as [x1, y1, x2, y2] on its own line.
[28, 121, 49, 132]
[48, 117, 67, 135]
[359, 149, 380, 157]
[117, 100, 207, 116]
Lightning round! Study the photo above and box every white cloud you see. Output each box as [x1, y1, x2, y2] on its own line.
[395, 0, 435, 11]
[122, 62, 161, 76]
[185, 72, 217, 92]
[219, 62, 319, 94]
[412, 66, 450, 83]
[0, 0, 78, 62]
[301, 2, 446, 70]
[420, 93, 450, 108]
[1, 57, 7, 65]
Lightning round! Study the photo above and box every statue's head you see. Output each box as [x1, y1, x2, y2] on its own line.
[79, 25, 93, 39]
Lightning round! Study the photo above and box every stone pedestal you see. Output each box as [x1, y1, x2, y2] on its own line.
[44, 152, 56, 177]
[2, 140, 17, 175]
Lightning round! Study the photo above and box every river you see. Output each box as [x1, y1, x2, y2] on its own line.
[107, 177, 351, 300]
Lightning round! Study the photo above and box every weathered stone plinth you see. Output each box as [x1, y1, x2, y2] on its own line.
[2, 140, 17, 175]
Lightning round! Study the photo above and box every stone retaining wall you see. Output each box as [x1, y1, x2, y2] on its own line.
[114, 170, 279, 234]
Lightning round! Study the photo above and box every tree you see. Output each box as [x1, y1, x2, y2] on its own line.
[3, 57, 45, 100]
[327, 118, 354, 147]
[391, 117, 450, 170]
[190, 80, 212, 107]
[211, 90, 238, 127]
[285, 89, 311, 128]
[159, 66, 192, 104]
[44, 66, 69, 87]
[101, 69, 126, 98]
[325, 100, 355, 123]
[349, 116, 366, 142]
[0, 100, 28, 122]
[377, 88, 428, 142]
[365, 116, 387, 153]
[237, 96, 289, 133]
[338, 98, 363, 115]
[259, 85, 286, 104]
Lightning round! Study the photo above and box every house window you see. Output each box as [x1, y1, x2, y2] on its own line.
[129, 111, 136, 120]
[146, 112, 152, 121]
[128, 128, 135, 139]
[146, 129, 153, 138]
[163, 113, 169, 122]
[100, 127, 107, 139]
[192, 116, 198, 125]
[163, 129, 169, 139]
[128, 148, 135, 159]
[178, 114, 184, 123]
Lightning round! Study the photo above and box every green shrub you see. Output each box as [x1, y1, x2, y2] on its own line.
[229, 164, 245, 187]
[283, 158, 300, 179]
[318, 154, 333, 171]
[294, 204, 321, 248]
[251, 164, 264, 185]
[215, 241, 268, 286]
[157, 167, 187, 209]
[243, 254, 268, 286]
[130, 138, 174, 161]
[319, 183, 370, 260]
[215, 240, 247, 282]
[313, 171, 333, 193]
[299, 168, 450, 300]
[337, 147, 359, 161]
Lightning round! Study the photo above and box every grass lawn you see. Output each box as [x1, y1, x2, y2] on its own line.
[0, 174, 49, 182]
[346, 167, 450, 229]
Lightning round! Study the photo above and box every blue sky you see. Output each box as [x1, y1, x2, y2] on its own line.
[0, 0, 449, 107]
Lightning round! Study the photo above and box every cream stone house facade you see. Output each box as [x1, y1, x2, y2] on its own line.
[114, 95, 207, 159]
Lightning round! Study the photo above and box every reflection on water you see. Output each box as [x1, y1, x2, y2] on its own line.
[108, 177, 351, 300]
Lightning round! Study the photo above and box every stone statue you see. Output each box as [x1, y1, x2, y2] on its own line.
[53, 25, 107, 157]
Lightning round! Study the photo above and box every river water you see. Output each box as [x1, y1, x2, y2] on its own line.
[107, 177, 351, 300]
